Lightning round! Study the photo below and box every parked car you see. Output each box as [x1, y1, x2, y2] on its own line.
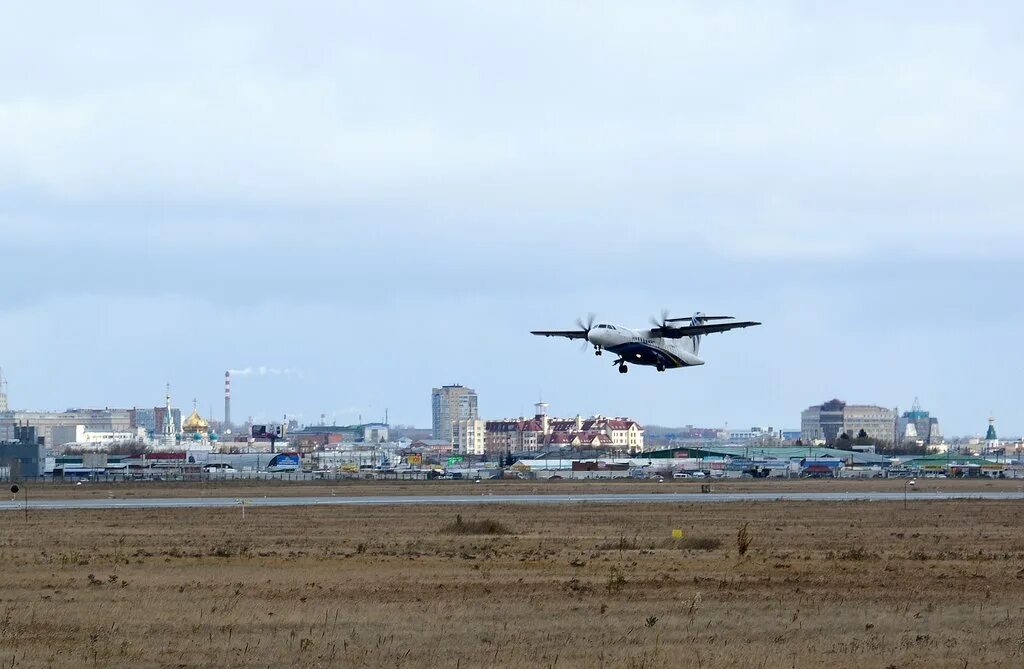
[203, 464, 238, 475]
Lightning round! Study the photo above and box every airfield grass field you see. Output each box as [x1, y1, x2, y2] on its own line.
[2, 498, 1024, 668]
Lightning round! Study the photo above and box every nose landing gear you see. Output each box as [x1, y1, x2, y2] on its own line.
[593, 345, 603, 356]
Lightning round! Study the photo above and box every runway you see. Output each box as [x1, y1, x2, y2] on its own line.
[2, 490, 1023, 511]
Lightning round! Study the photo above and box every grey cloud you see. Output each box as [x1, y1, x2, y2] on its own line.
[0, 3, 1022, 435]
[2, 3, 1023, 258]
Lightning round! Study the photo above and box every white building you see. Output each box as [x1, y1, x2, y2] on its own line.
[50, 425, 147, 450]
[726, 427, 779, 444]
[455, 419, 487, 456]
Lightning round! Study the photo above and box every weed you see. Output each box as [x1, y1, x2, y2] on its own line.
[677, 536, 722, 551]
[838, 546, 877, 561]
[441, 515, 511, 536]
[606, 569, 627, 594]
[737, 523, 752, 556]
[598, 535, 640, 551]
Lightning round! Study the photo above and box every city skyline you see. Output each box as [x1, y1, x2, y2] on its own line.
[0, 367, 1010, 441]
[2, 3, 1022, 435]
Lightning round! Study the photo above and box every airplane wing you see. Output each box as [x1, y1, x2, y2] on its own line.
[650, 321, 761, 338]
[530, 330, 589, 340]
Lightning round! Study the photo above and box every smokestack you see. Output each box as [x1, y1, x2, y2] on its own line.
[224, 370, 231, 428]
[0, 367, 7, 412]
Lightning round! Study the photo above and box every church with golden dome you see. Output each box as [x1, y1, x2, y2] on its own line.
[181, 399, 219, 446]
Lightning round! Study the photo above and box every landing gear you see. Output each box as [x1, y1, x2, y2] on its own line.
[594, 345, 602, 356]
[656, 364, 666, 372]
[618, 364, 628, 374]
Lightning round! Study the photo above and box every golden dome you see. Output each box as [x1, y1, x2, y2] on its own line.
[182, 406, 209, 433]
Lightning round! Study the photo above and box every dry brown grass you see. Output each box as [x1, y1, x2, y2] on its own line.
[0, 499, 1023, 667]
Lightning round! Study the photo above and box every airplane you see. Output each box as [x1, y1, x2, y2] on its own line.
[531, 311, 760, 374]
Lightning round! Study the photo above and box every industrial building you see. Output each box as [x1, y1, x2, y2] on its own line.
[0, 440, 46, 478]
[644, 443, 890, 465]
[289, 423, 390, 448]
[0, 408, 134, 446]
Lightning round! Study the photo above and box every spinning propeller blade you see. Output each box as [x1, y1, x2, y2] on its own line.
[575, 313, 596, 350]
[650, 309, 670, 329]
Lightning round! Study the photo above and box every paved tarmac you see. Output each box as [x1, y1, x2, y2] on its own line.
[2, 490, 1023, 511]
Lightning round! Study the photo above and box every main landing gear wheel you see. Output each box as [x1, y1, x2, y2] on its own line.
[618, 364, 628, 374]
[657, 364, 666, 372]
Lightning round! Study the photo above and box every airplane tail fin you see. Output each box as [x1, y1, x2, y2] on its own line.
[689, 312, 705, 355]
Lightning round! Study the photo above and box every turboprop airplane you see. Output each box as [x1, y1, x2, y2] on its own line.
[531, 312, 760, 374]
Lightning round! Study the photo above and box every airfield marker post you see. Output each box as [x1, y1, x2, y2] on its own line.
[10, 484, 26, 521]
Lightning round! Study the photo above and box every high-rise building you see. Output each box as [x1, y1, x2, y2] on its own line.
[431, 385, 478, 445]
[896, 398, 942, 446]
[801, 399, 897, 445]
[0, 367, 7, 412]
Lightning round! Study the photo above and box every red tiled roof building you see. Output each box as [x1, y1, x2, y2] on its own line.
[485, 402, 643, 454]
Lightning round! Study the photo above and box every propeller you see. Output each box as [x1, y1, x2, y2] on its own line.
[576, 313, 595, 350]
[650, 309, 670, 329]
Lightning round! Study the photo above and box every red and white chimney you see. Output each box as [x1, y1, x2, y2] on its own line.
[224, 370, 232, 428]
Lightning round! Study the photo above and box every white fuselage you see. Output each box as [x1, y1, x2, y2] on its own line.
[587, 323, 705, 369]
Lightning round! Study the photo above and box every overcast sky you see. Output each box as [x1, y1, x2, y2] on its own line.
[2, 2, 1022, 436]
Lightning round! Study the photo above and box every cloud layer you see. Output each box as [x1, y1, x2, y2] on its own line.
[1, 3, 1022, 434]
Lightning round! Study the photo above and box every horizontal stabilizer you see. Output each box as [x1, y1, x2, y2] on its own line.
[664, 315, 733, 323]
